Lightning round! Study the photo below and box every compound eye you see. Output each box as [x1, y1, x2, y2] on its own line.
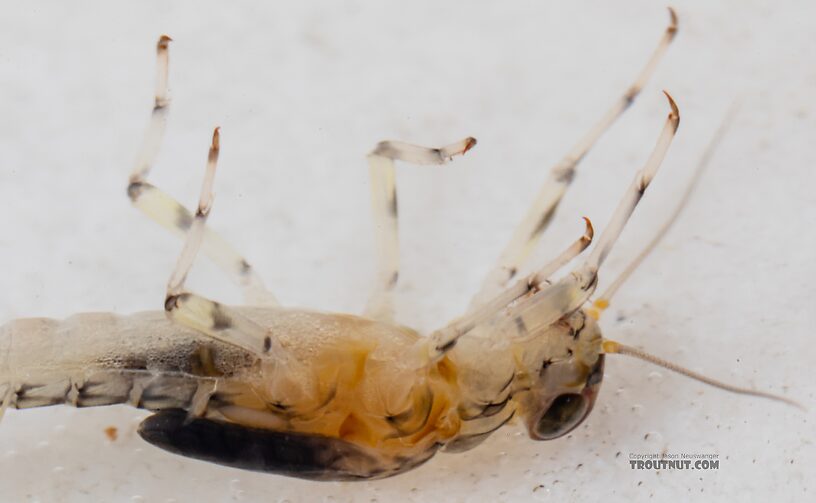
[533, 393, 588, 440]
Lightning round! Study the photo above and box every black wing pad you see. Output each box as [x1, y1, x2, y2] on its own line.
[139, 409, 429, 481]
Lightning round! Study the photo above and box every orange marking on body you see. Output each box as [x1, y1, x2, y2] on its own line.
[602, 340, 620, 354]
[349, 348, 370, 387]
[587, 298, 609, 320]
[339, 413, 375, 445]
[435, 357, 458, 384]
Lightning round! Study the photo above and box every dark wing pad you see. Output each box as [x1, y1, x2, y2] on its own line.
[138, 409, 387, 481]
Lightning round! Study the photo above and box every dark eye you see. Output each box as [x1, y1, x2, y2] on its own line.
[534, 393, 588, 440]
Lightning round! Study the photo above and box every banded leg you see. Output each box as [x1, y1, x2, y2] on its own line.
[364, 137, 477, 321]
[164, 129, 284, 359]
[429, 217, 594, 351]
[469, 8, 678, 308]
[424, 93, 679, 364]
[587, 103, 738, 319]
[127, 35, 276, 305]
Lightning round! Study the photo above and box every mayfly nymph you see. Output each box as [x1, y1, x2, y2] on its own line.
[0, 9, 797, 480]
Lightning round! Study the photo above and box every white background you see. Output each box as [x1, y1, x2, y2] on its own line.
[0, 1, 814, 501]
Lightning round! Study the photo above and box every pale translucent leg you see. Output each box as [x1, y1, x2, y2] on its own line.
[587, 103, 739, 319]
[423, 93, 679, 363]
[364, 137, 477, 321]
[127, 35, 276, 305]
[579, 102, 798, 410]
[436, 217, 594, 344]
[469, 8, 678, 308]
[164, 129, 284, 359]
[0, 383, 17, 422]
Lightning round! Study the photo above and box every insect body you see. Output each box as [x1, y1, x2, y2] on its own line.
[0, 10, 795, 481]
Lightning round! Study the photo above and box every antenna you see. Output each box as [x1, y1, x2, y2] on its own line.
[602, 340, 803, 410]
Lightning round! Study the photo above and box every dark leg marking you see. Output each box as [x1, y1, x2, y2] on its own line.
[506, 267, 518, 281]
[514, 316, 529, 337]
[530, 206, 558, 241]
[127, 180, 146, 200]
[240, 259, 252, 275]
[175, 204, 193, 231]
[388, 191, 398, 218]
[387, 271, 399, 289]
[164, 293, 185, 312]
[434, 339, 457, 354]
[210, 303, 233, 331]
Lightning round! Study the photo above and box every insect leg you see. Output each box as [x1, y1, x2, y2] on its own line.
[424, 93, 679, 363]
[444, 218, 593, 338]
[581, 92, 679, 274]
[469, 8, 678, 308]
[127, 35, 276, 305]
[0, 383, 17, 422]
[363, 137, 477, 321]
[587, 103, 738, 319]
[164, 129, 284, 359]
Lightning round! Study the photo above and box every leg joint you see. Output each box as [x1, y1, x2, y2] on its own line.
[127, 180, 148, 201]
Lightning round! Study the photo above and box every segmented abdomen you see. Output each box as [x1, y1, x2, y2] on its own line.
[6, 369, 203, 410]
[0, 310, 251, 414]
